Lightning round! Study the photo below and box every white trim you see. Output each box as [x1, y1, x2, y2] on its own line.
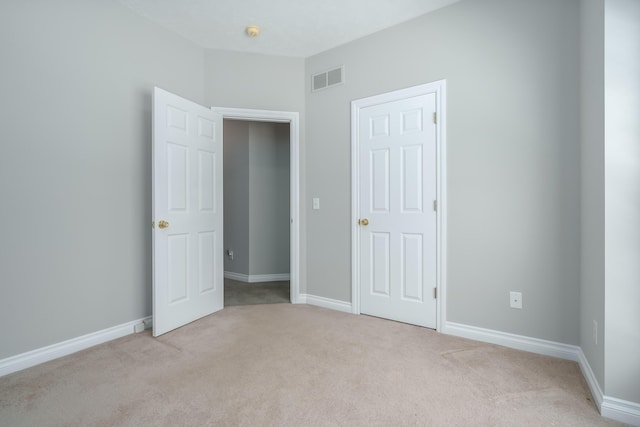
[602, 396, 640, 426]
[0, 316, 152, 377]
[442, 321, 581, 361]
[578, 349, 604, 410]
[248, 273, 290, 282]
[224, 271, 249, 282]
[350, 80, 447, 332]
[298, 294, 353, 314]
[211, 107, 301, 306]
[435, 82, 447, 332]
[224, 271, 290, 283]
[350, 98, 360, 315]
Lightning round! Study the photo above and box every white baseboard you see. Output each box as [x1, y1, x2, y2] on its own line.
[443, 321, 581, 361]
[581, 348, 640, 425]
[0, 316, 151, 377]
[443, 321, 640, 426]
[578, 349, 604, 409]
[602, 396, 640, 426]
[224, 271, 248, 281]
[298, 293, 352, 313]
[224, 271, 290, 283]
[248, 273, 290, 282]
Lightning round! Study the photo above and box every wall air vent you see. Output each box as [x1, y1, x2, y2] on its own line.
[311, 66, 345, 92]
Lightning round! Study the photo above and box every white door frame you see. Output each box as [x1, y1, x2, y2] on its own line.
[211, 106, 301, 304]
[350, 81, 447, 332]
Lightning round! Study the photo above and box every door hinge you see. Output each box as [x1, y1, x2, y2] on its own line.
[433, 112, 437, 124]
[434, 288, 437, 299]
[433, 200, 437, 212]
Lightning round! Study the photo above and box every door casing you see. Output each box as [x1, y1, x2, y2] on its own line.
[350, 81, 447, 331]
[211, 107, 301, 304]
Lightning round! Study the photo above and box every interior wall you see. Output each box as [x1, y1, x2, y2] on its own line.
[579, 0, 606, 390]
[248, 122, 291, 276]
[305, 0, 581, 344]
[223, 120, 251, 275]
[0, 0, 205, 359]
[604, 0, 640, 404]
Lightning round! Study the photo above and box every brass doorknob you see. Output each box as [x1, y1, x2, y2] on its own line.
[359, 218, 369, 226]
[158, 220, 169, 229]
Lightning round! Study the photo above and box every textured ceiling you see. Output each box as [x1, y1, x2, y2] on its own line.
[117, 0, 461, 58]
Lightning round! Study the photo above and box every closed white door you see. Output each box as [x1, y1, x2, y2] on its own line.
[152, 87, 223, 336]
[359, 94, 437, 328]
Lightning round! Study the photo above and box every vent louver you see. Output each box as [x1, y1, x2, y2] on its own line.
[311, 66, 345, 92]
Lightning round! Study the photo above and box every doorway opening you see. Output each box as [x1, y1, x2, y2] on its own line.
[212, 106, 301, 307]
[222, 119, 291, 306]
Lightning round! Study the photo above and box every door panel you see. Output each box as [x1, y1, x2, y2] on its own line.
[359, 94, 437, 328]
[371, 232, 391, 296]
[401, 145, 423, 212]
[153, 87, 223, 336]
[370, 149, 390, 212]
[198, 231, 216, 293]
[198, 151, 215, 211]
[401, 233, 423, 302]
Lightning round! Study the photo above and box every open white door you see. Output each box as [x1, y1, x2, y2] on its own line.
[152, 87, 223, 336]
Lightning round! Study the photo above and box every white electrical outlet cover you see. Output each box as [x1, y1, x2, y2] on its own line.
[510, 291, 522, 309]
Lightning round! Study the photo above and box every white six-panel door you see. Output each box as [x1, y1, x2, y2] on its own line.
[153, 87, 223, 336]
[358, 93, 438, 328]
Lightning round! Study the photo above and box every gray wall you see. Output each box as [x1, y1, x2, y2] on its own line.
[0, 0, 205, 359]
[204, 50, 306, 112]
[604, 0, 640, 404]
[579, 0, 606, 390]
[248, 122, 291, 275]
[305, 0, 581, 344]
[0, 7, 307, 361]
[223, 120, 251, 275]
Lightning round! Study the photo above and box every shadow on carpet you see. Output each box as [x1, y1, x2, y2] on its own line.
[224, 279, 290, 306]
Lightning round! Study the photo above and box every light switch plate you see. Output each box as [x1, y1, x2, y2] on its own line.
[313, 197, 320, 210]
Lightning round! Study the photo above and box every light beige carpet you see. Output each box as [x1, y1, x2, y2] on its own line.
[0, 304, 623, 426]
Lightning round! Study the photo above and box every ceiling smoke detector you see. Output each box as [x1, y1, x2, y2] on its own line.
[246, 25, 260, 37]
